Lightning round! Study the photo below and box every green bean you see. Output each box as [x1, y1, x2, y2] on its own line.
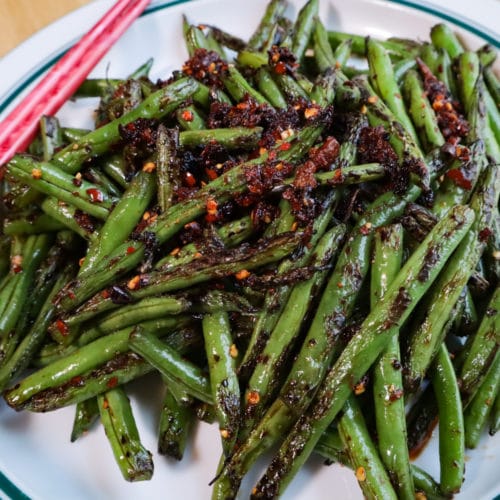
[158, 384, 194, 460]
[313, 18, 336, 73]
[476, 44, 496, 67]
[250, 205, 474, 498]
[52, 78, 199, 175]
[129, 328, 212, 404]
[318, 162, 386, 185]
[50, 294, 191, 345]
[3, 212, 65, 235]
[206, 26, 246, 53]
[129, 58, 154, 79]
[175, 105, 206, 131]
[457, 52, 480, 114]
[247, 0, 286, 51]
[179, 127, 263, 150]
[100, 154, 130, 189]
[490, 392, 500, 435]
[371, 224, 414, 500]
[458, 288, 479, 336]
[70, 398, 99, 442]
[484, 67, 500, 109]
[256, 68, 288, 109]
[8, 157, 116, 220]
[411, 465, 446, 500]
[435, 49, 458, 98]
[402, 69, 445, 152]
[95, 79, 144, 127]
[316, 429, 445, 500]
[74, 79, 121, 98]
[202, 311, 240, 455]
[79, 315, 193, 350]
[0, 234, 51, 340]
[485, 88, 500, 145]
[4, 322, 166, 409]
[61, 127, 90, 143]
[222, 66, 270, 105]
[314, 427, 348, 465]
[430, 24, 463, 59]
[4, 325, 199, 412]
[80, 169, 156, 274]
[84, 166, 122, 198]
[432, 343, 465, 495]
[205, 30, 226, 58]
[192, 81, 233, 108]
[464, 352, 500, 448]
[40, 115, 63, 162]
[236, 207, 296, 350]
[241, 224, 346, 439]
[98, 387, 153, 481]
[155, 216, 253, 270]
[367, 38, 419, 145]
[356, 76, 428, 190]
[40, 197, 98, 240]
[338, 397, 398, 500]
[0, 276, 19, 326]
[332, 39, 352, 68]
[460, 286, 500, 402]
[391, 56, 414, 80]
[273, 73, 311, 101]
[405, 165, 499, 391]
[328, 31, 416, 58]
[0, 263, 75, 391]
[0, 236, 10, 279]
[432, 142, 485, 219]
[235, 50, 267, 69]
[0, 236, 67, 364]
[155, 125, 179, 212]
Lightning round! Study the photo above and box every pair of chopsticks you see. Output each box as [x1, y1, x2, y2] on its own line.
[0, 0, 151, 173]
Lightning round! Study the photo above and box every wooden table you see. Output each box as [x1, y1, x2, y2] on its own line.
[0, 0, 94, 58]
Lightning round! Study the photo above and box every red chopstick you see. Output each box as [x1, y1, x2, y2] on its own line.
[0, 0, 151, 172]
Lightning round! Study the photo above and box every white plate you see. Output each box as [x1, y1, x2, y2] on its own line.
[0, 0, 498, 498]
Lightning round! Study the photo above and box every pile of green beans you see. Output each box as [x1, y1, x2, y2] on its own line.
[0, 0, 498, 496]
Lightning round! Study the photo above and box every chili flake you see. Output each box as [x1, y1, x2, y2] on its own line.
[235, 269, 250, 280]
[304, 107, 319, 119]
[56, 319, 69, 336]
[11, 254, 23, 273]
[107, 377, 119, 389]
[206, 198, 218, 215]
[127, 275, 141, 290]
[142, 161, 156, 173]
[181, 109, 194, 122]
[184, 172, 197, 187]
[86, 188, 104, 203]
[246, 390, 260, 405]
[355, 467, 366, 482]
[31, 168, 42, 179]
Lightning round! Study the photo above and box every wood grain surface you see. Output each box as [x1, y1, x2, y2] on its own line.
[0, 0, 93, 58]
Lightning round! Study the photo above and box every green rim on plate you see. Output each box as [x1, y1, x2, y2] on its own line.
[0, 0, 498, 498]
[0, 470, 30, 500]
